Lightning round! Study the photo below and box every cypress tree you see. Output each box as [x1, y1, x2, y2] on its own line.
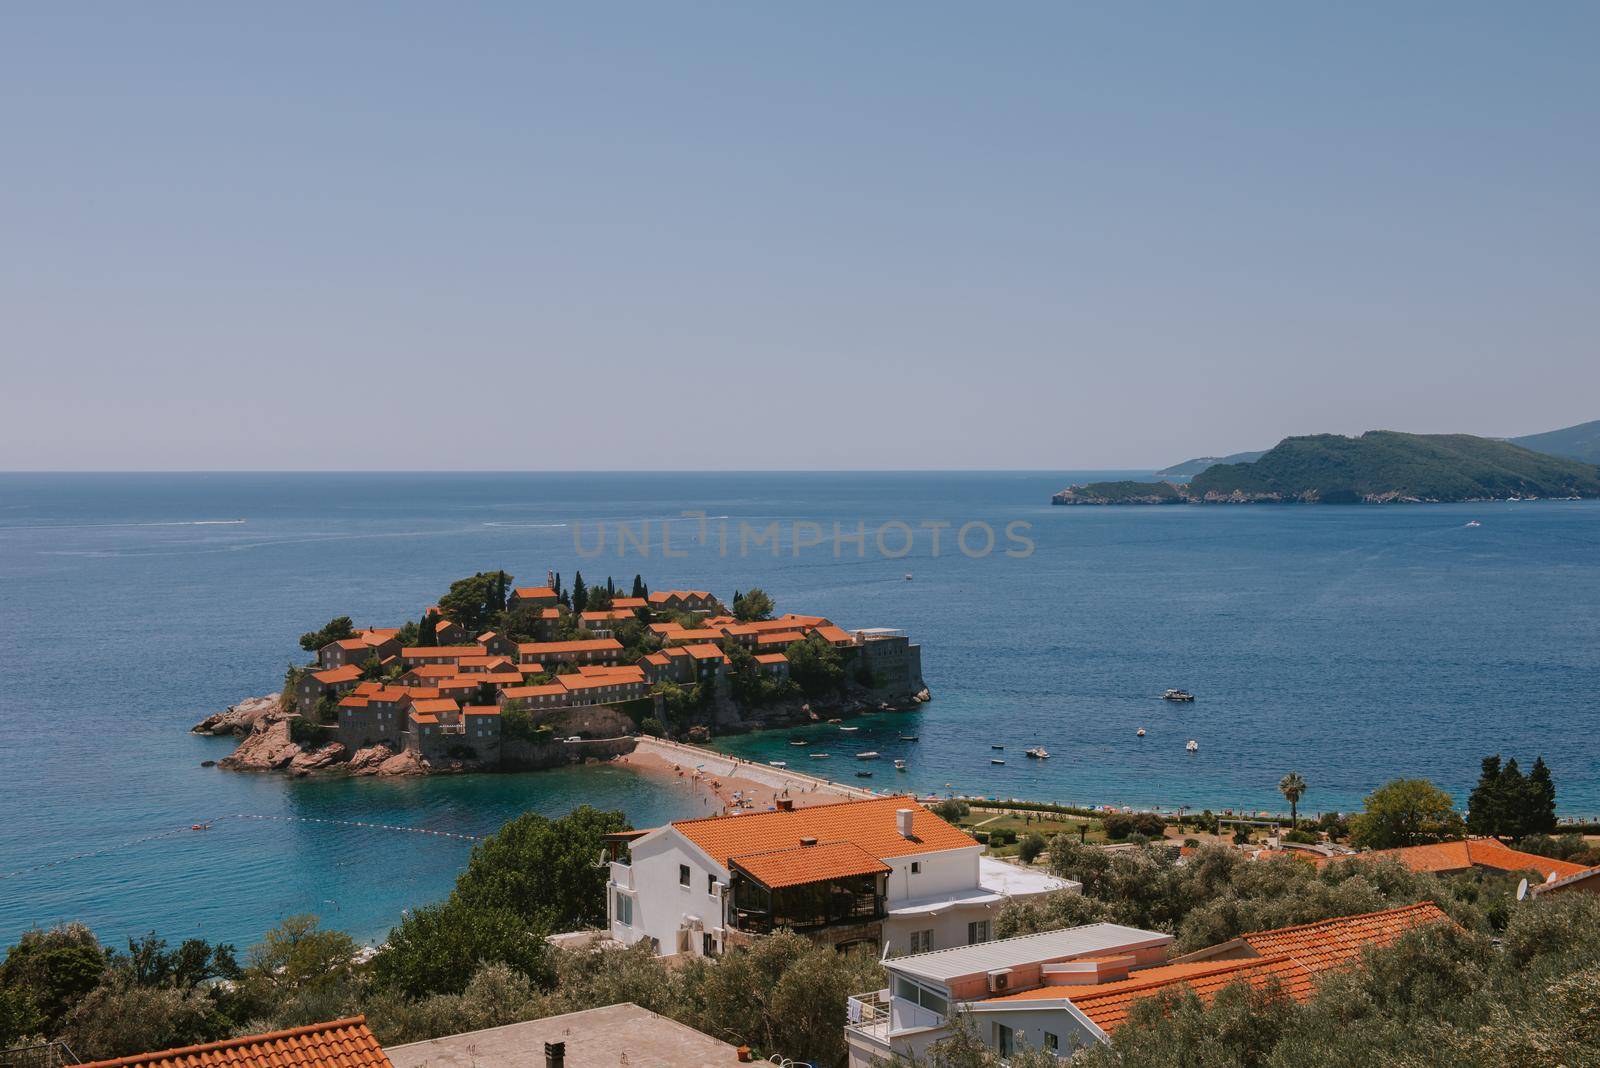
[572, 572, 588, 613]
[1467, 755, 1503, 836]
[1527, 757, 1558, 836]
[632, 574, 645, 598]
[1500, 758, 1527, 839]
[418, 610, 439, 647]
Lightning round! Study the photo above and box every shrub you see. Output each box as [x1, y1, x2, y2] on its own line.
[287, 716, 323, 746]
[639, 717, 666, 737]
[1018, 833, 1047, 864]
[1284, 828, 1319, 844]
[1102, 812, 1167, 841]
[931, 798, 969, 821]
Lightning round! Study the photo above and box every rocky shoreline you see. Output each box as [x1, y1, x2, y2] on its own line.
[193, 683, 931, 780]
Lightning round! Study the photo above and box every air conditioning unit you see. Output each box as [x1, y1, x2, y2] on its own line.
[987, 968, 1013, 993]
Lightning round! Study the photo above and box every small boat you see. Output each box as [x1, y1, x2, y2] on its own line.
[991, 744, 1005, 750]
[1465, 520, 1481, 528]
[1185, 740, 1199, 753]
[894, 759, 907, 771]
[789, 739, 809, 746]
[1136, 728, 1146, 737]
[827, 718, 843, 724]
[839, 725, 859, 732]
[855, 770, 874, 778]
[1024, 746, 1050, 759]
[990, 758, 1006, 765]
[856, 751, 880, 760]
[904, 573, 914, 581]
[899, 734, 918, 742]
[1163, 689, 1196, 702]
[769, 760, 788, 767]
[810, 752, 830, 759]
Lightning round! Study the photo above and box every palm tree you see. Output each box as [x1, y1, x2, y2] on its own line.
[1279, 772, 1308, 829]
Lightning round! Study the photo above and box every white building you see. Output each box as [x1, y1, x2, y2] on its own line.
[844, 902, 1453, 1066]
[603, 795, 1076, 958]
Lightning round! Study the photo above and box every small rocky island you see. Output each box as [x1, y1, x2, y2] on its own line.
[195, 570, 928, 778]
[1055, 431, 1600, 505]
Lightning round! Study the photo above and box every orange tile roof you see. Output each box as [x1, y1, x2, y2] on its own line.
[1360, 839, 1588, 880]
[731, 841, 891, 889]
[76, 1017, 391, 1068]
[673, 795, 977, 869]
[408, 698, 459, 715]
[611, 597, 648, 609]
[511, 586, 558, 601]
[517, 639, 623, 655]
[558, 672, 645, 692]
[1239, 902, 1454, 965]
[462, 706, 500, 716]
[403, 664, 458, 679]
[754, 653, 788, 664]
[502, 684, 566, 698]
[983, 902, 1454, 1032]
[667, 628, 725, 642]
[754, 630, 807, 645]
[337, 696, 369, 709]
[813, 624, 854, 644]
[400, 646, 481, 658]
[311, 665, 362, 684]
[1532, 863, 1600, 897]
[433, 618, 457, 632]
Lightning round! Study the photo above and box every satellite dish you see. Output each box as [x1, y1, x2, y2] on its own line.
[1516, 878, 1529, 901]
[1547, 871, 1560, 883]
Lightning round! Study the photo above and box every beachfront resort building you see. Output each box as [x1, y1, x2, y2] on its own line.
[604, 795, 1074, 959]
[843, 902, 1452, 1065]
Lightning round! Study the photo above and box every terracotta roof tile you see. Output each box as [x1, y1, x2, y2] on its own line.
[1348, 839, 1587, 880]
[1240, 902, 1454, 965]
[76, 1017, 391, 1068]
[311, 665, 362, 685]
[673, 795, 976, 869]
[731, 841, 891, 889]
[517, 639, 623, 656]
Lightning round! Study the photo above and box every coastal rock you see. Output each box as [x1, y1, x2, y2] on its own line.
[218, 713, 302, 771]
[192, 694, 282, 736]
[346, 744, 397, 775]
[374, 749, 430, 777]
[289, 742, 348, 775]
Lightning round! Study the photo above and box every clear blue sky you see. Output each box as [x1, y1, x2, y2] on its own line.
[2, 3, 1595, 470]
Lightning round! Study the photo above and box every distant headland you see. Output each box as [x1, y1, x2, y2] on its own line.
[1055, 430, 1600, 505]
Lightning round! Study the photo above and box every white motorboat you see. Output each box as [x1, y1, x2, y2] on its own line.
[856, 751, 880, 760]
[1185, 740, 1199, 753]
[894, 759, 907, 771]
[1137, 728, 1146, 737]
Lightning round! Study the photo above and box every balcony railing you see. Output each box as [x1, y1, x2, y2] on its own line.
[609, 860, 634, 891]
[846, 988, 891, 1039]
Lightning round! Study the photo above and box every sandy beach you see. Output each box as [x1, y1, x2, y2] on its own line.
[615, 737, 873, 818]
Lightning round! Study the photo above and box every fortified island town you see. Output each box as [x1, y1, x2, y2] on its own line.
[199, 569, 927, 782]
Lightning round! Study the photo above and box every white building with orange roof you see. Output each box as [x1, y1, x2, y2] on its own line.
[844, 902, 1452, 1065]
[605, 795, 1072, 962]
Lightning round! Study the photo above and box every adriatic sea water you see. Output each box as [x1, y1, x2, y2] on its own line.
[1, 472, 1596, 949]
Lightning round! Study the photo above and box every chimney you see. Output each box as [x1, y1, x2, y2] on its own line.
[544, 1041, 565, 1068]
[777, 798, 794, 812]
[800, 836, 818, 846]
[897, 808, 915, 838]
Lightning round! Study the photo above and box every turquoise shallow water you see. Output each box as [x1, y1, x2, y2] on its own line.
[1, 472, 1597, 950]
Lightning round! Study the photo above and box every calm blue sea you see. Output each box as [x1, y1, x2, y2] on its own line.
[1, 472, 1597, 951]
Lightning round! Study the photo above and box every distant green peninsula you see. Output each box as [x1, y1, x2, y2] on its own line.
[1055, 431, 1600, 505]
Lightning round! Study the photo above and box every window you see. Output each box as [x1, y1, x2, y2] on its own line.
[910, 929, 934, 953]
[615, 892, 633, 927]
[708, 873, 717, 895]
[679, 863, 691, 887]
[996, 1023, 1014, 1058]
[910, 861, 921, 874]
[967, 920, 989, 944]
[1045, 1032, 1059, 1052]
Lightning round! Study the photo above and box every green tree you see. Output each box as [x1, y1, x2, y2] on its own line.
[1466, 755, 1505, 837]
[1278, 772, 1308, 829]
[1018, 832, 1047, 865]
[236, 915, 358, 1007]
[451, 806, 630, 931]
[0, 924, 108, 1035]
[438, 571, 513, 636]
[1525, 757, 1558, 837]
[785, 633, 844, 698]
[373, 902, 551, 998]
[631, 574, 646, 598]
[1349, 779, 1465, 850]
[298, 616, 355, 653]
[733, 587, 774, 622]
[417, 609, 440, 647]
[571, 572, 588, 613]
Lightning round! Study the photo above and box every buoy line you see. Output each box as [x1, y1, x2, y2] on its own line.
[0, 813, 482, 881]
